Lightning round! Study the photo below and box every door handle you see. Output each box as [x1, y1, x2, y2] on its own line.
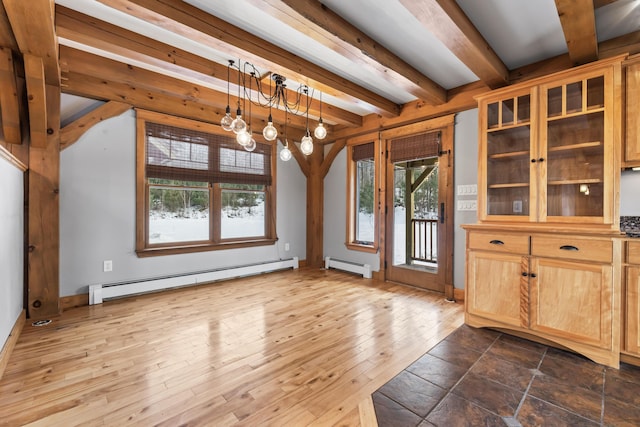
[559, 245, 579, 251]
[440, 203, 445, 224]
[489, 239, 504, 245]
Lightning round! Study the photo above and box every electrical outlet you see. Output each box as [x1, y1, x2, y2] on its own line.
[284, 243, 290, 251]
[513, 200, 523, 213]
[103, 260, 113, 272]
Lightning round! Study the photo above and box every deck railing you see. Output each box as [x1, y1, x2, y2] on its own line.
[411, 218, 437, 263]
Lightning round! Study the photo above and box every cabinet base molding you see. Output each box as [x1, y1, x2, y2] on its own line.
[0, 309, 26, 381]
[465, 315, 620, 368]
[621, 352, 640, 367]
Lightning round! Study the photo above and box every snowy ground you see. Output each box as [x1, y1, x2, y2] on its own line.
[149, 204, 265, 244]
[149, 205, 436, 265]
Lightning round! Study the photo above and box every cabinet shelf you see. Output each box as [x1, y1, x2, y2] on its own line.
[547, 106, 605, 122]
[488, 150, 529, 160]
[488, 183, 529, 189]
[548, 141, 602, 152]
[487, 122, 530, 132]
[547, 179, 602, 185]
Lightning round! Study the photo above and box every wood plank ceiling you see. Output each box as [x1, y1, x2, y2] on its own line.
[2, 0, 640, 144]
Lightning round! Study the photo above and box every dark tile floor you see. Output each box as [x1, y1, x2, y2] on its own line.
[373, 325, 640, 426]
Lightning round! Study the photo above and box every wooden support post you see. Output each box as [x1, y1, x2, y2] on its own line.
[27, 84, 60, 319]
[24, 54, 48, 148]
[0, 47, 21, 144]
[306, 146, 324, 267]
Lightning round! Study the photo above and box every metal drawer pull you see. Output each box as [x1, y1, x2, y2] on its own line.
[489, 240, 504, 245]
[559, 245, 579, 251]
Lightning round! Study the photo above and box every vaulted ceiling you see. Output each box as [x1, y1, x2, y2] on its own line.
[2, 0, 640, 144]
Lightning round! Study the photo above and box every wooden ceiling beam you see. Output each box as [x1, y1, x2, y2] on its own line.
[62, 71, 241, 130]
[59, 46, 315, 132]
[250, 0, 446, 105]
[56, 6, 362, 128]
[0, 47, 21, 144]
[555, 0, 599, 65]
[61, 70, 320, 138]
[399, 0, 509, 89]
[3, 0, 59, 85]
[329, 80, 487, 142]
[96, 0, 401, 117]
[24, 54, 48, 148]
[0, 1, 18, 51]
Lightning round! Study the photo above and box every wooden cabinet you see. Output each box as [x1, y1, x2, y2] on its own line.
[465, 228, 621, 367]
[466, 250, 524, 329]
[623, 241, 640, 358]
[530, 257, 613, 350]
[624, 55, 640, 167]
[477, 56, 622, 226]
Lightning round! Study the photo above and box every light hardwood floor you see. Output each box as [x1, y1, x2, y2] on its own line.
[0, 268, 463, 426]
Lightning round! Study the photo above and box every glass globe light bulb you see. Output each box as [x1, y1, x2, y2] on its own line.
[300, 134, 313, 155]
[231, 115, 247, 134]
[280, 145, 292, 161]
[314, 121, 327, 140]
[236, 129, 252, 146]
[244, 137, 256, 152]
[221, 106, 234, 131]
[263, 121, 278, 141]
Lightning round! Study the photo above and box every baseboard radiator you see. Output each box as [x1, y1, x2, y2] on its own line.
[324, 256, 372, 279]
[89, 257, 299, 305]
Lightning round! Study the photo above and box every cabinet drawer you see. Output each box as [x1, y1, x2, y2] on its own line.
[468, 232, 529, 254]
[531, 236, 612, 263]
[628, 241, 640, 264]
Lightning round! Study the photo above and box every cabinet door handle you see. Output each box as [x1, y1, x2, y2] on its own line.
[538, 158, 545, 162]
[521, 272, 528, 277]
[489, 239, 504, 245]
[531, 159, 537, 163]
[530, 273, 537, 278]
[559, 245, 579, 251]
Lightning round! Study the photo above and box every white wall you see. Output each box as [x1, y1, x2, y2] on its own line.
[621, 170, 640, 215]
[59, 109, 306, 296]
[0, 154, 24, 350]
[453, 109, 479, 289]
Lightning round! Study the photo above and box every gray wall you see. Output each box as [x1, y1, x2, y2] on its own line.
[323, 146, 381, 270]
[621, 170, 640, 215]
[453, 109, 479, 289]
[322, 109, 480, 289]
[0, 155, 24, 350]
[59, 108, 306, 296]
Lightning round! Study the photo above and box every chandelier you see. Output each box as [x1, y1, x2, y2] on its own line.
[219, 60, 327, 160]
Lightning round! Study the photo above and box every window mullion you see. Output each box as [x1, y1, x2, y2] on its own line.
[212, 183, 221, 243]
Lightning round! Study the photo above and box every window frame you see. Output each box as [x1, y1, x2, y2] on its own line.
[136, 109, 277, 257]
[346, 133, 380, 253]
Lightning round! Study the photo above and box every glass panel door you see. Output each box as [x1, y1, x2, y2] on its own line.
[484, 94, 533, 218]
[544, 77, 605, 218]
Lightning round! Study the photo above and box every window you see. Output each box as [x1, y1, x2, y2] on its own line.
[346, 133, 379, 252]
[136, 110, 276, 256]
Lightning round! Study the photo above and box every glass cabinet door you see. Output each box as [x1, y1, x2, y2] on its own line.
[542, 76, 606, 219]
[484, 93, 533, 218]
